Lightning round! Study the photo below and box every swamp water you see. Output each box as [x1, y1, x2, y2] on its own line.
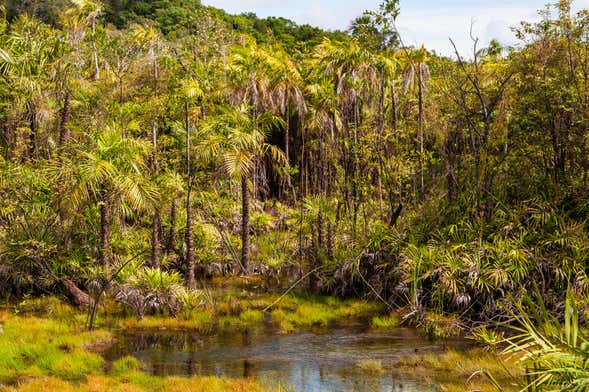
[104, 326, 471, 391]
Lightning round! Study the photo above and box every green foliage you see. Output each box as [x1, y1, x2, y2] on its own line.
[470, 326, 503, 351]
[504, 289, 589, 391]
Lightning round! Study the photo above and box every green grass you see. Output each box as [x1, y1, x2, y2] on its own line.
[371, 314, 400, 330]
[0, 311, 110, 384]
[111, 356, 142, 375]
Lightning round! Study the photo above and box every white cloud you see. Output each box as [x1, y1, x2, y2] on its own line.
[202, 1, 589, 56]
[396, 4, 542, 56]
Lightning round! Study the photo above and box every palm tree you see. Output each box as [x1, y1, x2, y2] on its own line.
[0, 15, 60, 159]
[227, 43, 277, 201]
[69, 0, 102, 81]
[265, 47, 306, 201]
[198, 105, 286, 274]
[179, 78, 204, 289]
[60, 127, 157, 271]
[401, 45, 430, 199]
[135, 25, 163, 268]
[314, 38, 377, 237]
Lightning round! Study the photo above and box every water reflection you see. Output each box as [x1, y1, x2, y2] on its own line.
[104, 327, 469, 391]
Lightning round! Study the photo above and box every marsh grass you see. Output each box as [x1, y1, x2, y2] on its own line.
[0, 308, 270, 392]
[395, 348, 523, 391]
[371, 314, 400, 330]
[116, 290, 382, 334]
[0, 310, 110, 384]
[356, 359, 384, 374]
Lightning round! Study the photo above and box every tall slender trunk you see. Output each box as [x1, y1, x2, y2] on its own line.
[298, 125, 306, 279]
[58, 91, 71, 147]
[284, 90, 290, 163]
[150, 53, 160, 268]
[150, 125, 161, 267]
[377, 70, 386, 220]
[352, 99, 360, 239]
[185, 102, 195, 289]
[418, 70, 425, 200]
[92, 19, 100, 81]
[326, 222, 334, 260]
[166, 198, 177, 254]
[27, 104, 37, 159]
[151, 211, 161, 269]
[241, 176, 250, 275]
[99, 192, 111, 270]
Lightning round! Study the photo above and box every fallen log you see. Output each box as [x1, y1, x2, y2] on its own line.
[61, 278, 92, 307]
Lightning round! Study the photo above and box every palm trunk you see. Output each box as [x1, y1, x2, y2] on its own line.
[377, 70, 386, 220]
[99, 192, 111, 270]
[418, 70, 425, 200]
[151, 122, 161, 268]
[185, 101, 196, 289]
[166, 198, 177, 254]
[150, 50, 161, 268]
[27, 104, 38, 159]
[151, 211, 161, 269]
[326, 221, 334, 260]
[185, 194, 195, 288]
[284, 90, 290, 163]
[92, 19, 100, 81]
[241, 176, 250, 275]
[58, 91, 71, 147]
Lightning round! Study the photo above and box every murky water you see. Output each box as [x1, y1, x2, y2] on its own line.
[103, 326, 471, 391]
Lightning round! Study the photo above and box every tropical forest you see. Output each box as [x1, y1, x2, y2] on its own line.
[0, 0, 587, 390]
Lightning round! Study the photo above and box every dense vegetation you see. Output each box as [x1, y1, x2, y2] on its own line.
[0, 0, 588, 389]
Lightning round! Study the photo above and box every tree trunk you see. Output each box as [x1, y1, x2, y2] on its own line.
[151, 211, 161, 269]
[284, 90, 290, 163]
[99, 193, 111, 270]
[185, 194, 195, 289]
[185, 101, 196, 289]
[241, 176, 250, 275]
[167, 198, 177, 254]
[58, 91, 71, 147]
[27, 104, 37, 159]
[62, 279, 92, 307]
[92, 19, 100, 81]
[418, 70, 425, 200]
[151, 122, 161, 268]
[326, 222, 334, 260]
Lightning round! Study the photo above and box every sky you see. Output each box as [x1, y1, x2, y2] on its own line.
[202, 0, 589, 56]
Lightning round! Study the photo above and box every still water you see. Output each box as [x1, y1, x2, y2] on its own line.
[104, 326, 469, 391]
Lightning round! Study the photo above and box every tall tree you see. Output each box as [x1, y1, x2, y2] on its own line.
[199, 105, 286, 274]
[61, 127, 156, 270]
